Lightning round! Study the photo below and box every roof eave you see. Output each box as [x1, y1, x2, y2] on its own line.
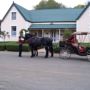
[76, 2, 90, 20]
[29, 28, 76, 29]
[31, 21, 76, 23]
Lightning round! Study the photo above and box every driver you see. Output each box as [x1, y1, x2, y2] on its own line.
[67, 34, 86, 53]
[67, 34, 78, 47]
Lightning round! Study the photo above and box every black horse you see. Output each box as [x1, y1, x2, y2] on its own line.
[24, 33, 53, 58]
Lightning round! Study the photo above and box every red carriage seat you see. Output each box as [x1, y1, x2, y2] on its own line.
[67, 34, 86, 53]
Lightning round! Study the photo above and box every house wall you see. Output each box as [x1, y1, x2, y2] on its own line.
[1, 6, 31, 41]
[0, 20, 1, 31]
[77, 6, 90, 42]
[1, 3, 77, 42]
[77, 7, 90, 32]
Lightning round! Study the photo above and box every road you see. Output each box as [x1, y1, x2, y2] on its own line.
[0, 51, 90, 90]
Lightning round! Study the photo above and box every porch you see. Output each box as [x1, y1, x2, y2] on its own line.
[29, 24, 76, 43]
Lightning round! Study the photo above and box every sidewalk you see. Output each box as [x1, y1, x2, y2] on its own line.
[38, 48, 45, 53]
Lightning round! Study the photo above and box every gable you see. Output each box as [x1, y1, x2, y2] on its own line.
[77, 2, 90, 20]
[2, 2, 31, 22]
[76, 3, 90, 33]
[14, 3, 31, 22]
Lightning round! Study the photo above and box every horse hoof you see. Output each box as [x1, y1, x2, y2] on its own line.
[45, 56, 48, 58]
[31, 56, 34, 58]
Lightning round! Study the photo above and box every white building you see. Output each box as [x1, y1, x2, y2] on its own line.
[1, 2, 90, 42]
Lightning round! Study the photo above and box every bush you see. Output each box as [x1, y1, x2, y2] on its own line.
[6, 44, 18, 51]
[0, 42, 60, 53]
[6, 44, 30, 51]
[63, 30, 72, 39]
[0, 42, 30, 51]
[0, 44, 5, 51]
[53, 43, 60, 53]
[1, 42, 89, 53]
[80, 43, 90, 48]
[0, 42, 61, 53]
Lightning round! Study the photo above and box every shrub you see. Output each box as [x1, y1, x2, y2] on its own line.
[63, 30, 72, 39]
[6, 44, 30, 51]
[6, 44, 18, 51]
[0, 42, 30, 51]
[53, 43, 60, 53]
[0, 44, 5, 51]
[1, 42, 89, 53]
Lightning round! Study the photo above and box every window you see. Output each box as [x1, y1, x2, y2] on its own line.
[11, 26, 16, 36]
[11, 12, 16, 20]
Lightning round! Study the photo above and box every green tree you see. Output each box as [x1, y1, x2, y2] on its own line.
[46, 0, 65, 9]
[63, 30, 72, 40]
[0, 31, 10, 49]
[34, 0, 66, 9]
[74, 4, 85, 8]
[0, 31, 9, 41]
[34, 0, 47, 9]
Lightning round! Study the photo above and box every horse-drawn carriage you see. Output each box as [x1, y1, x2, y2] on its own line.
[20, 29, 90, 60]
[59, 32, 90, 61]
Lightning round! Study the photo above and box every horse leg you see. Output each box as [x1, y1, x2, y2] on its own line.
[34, 49, 38, 56]
[33, 47, 38, 56]
[35, 50, 38, 56]
[49, 46, 53, 57]
[30, 47, 35, 57]
[45, 46, 49, 58]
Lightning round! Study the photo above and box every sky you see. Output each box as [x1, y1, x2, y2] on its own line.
[0, 0, 90, 19]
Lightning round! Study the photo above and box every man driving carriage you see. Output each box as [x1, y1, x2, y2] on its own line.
[67, 33, 86, 53]
[66, 32, 86, 54]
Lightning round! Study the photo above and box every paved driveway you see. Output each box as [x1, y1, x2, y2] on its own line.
[0, 51, 90, 90]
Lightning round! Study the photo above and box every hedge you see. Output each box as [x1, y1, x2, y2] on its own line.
[0, 42, 30, 51]
[6, 44, 30, 51]
[0, 44, 5, 51]
[0, 42, 90, 53]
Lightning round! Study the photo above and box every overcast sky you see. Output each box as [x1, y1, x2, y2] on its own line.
[0, 0, 90, 19]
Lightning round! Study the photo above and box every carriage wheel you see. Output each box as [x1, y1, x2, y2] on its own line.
[86, 49, 90, 61]
[87, 55, 90, 61]
[59, 47, 71, 59]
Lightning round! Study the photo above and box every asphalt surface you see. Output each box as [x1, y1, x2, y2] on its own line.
[0, 51, 90, 90]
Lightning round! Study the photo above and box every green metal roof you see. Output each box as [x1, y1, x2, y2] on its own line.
[14, 3, 84, 22]
[14, 3, 32, 22]
[30, 24, 76, 29]
[30, 9, 84, 22]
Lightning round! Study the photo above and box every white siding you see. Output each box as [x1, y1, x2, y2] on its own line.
[1, 6, 31, 41]
[77, 6, 90, 32]
[77, 6, 90, 42]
